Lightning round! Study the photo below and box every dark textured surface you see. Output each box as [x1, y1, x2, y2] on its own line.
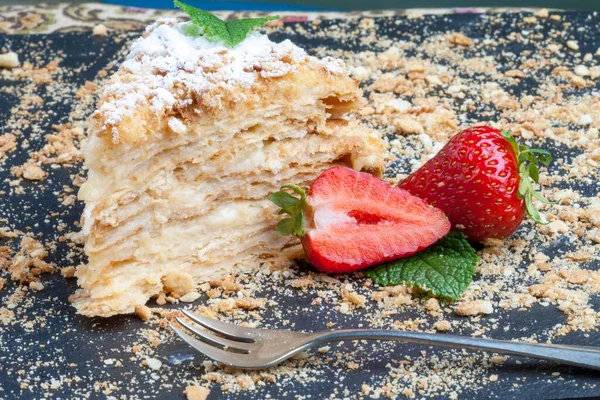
[1, 12, 600, 399]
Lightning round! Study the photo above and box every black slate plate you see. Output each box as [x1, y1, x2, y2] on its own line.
[1, 11, 599, 400]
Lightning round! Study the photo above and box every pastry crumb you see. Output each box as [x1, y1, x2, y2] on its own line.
[179, 292, 201, 303]
[235, 297, 266, 310]
[29, 281, 44, 291]
[346, 361, 360, 370]
[392, 115, 424, 135]
[455, 300, 493, 316]
[135, 305, 152, 321]
[491, 356, 506, 365]
[424, 298, 440, 312]
[559, 269, 589, 285]
[447, 32, 473, 46]
[92, 24, 108, 36]
[11, 161, 46, 181]
[184, 385, 210, 400]
[341, 287, 366, 307]
[7, 237, 54, 284]
[566, 40, 579, 51]
[143, 357, 162, 370]
[61, 266, 76, 278]
[433, 320, 451, 332]
[290, 276, 317, 289]
[0, 51, 20, 69]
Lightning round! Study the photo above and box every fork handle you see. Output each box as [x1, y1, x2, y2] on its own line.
[307, 330, 600, 371]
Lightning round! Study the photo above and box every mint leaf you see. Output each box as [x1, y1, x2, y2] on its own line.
[174, 0, 279, 47]
[364, 231, 479, 300]
[225, 18, 278, 46]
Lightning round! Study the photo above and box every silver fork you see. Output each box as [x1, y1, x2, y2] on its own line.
[171, 309, 600, 370]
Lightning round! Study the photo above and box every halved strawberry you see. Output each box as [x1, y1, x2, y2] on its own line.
[269, 166, 451, 273]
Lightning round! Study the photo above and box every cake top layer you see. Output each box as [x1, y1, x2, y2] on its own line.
[93, 19, 349, 143]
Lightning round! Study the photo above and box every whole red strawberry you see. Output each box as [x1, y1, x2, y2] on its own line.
[399, 126, 552, 242]
[269, 166, 451, 273]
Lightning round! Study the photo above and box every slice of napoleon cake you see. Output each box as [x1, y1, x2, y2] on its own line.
[71, 15, 385, 317]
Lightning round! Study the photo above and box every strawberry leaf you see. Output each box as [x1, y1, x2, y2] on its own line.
[365, 231, 478, 300]
[269, 184, 307, 237]
[269, 191, 301, 211]
[528, 163, 539, 183]
[275, 218, 296, 236]
[174, 0, 278, 47]
[501, 129, 520, 156]
[537, 152, 552, 166]
[503, 130, 554, 224]
[525, 193, 546, 223]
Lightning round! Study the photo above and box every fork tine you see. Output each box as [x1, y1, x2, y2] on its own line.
[175, 317, 256, 353]
[181, 309, 258, 342]
[170, 324, 258, 368]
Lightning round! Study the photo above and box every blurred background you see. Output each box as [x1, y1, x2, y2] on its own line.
[1, 0, 598, 10]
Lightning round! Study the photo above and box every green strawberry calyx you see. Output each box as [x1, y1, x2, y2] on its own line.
[501, 130, 554, 224]
[268, 184, 307, 237]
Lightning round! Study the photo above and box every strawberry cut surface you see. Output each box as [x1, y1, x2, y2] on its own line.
[302, 167, 451, 273]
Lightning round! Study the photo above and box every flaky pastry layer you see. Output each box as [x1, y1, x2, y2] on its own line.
[73, 20, 385, 317]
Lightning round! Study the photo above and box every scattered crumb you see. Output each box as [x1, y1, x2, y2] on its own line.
[144, 357, 162, 370]
[447, 32, 473, 47]
[346, 361, 360, 370]
[5, 237, 54, 284]
[162, 271, 196, 296]
[184, 385, 210, 400]
[29, 281, 44, 291]
[135, 305, 152, 321]
[0, 134, 17, 160]
[290, 276, 316, 289]
[559, 269, 590, 285]
[179, 292, 201, 303]
[566, 40, 579, 51]
[92, 24, 108, 36]
[393, 115, 424, 134]
[455, 300, 494, 317]
[11, 161, 46, 181]
[433, 320, 451, 332]
[491, 356, 506, 365]
[424, 298, 440, 312]
[0, 51, 20, 69]
[341, 287, 366, 307]
[60, 266, 76, 279]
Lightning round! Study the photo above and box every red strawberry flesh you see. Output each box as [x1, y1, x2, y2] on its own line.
[303, 166, 451, 273]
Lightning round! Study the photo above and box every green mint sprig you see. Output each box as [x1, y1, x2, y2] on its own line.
[174, 0, 279, 47]
[364, 231, 479, 300]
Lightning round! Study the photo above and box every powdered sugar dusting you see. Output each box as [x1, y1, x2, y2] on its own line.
[95, 19, 348, 138]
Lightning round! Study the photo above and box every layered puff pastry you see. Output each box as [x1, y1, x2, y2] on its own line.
[71, 19, 385, 317]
